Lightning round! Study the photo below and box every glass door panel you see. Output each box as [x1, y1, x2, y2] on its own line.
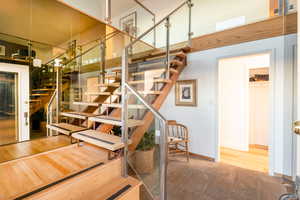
[0, 71, 18, 145]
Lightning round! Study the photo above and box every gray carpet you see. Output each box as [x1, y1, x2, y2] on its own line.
[166, 155, 290, 200]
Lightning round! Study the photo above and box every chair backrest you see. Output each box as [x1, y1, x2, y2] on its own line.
[167, 121, 188, 140]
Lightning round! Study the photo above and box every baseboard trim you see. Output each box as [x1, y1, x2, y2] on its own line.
[249, 144, 269, 150]
[189, 152, 215, 162]
[274, 173, 293, 181]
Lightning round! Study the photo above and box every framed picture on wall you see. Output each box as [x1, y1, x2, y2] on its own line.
[175, 79, 197, 106]
[119, 11, 137, 37]
[0, 45, 5, 56]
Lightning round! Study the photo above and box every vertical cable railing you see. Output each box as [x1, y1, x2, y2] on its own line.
[121, 1, 192, 199]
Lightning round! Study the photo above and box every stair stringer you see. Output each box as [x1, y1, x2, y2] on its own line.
[128, 60, 186, 151]
[96, 56, 187, 150]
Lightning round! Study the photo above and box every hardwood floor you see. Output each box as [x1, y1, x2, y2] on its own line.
[0, 135, 71, 163]
[0, 144, 109, 200]
[0, 119, 17, 145]
[220, 146, 269, 173]
[167, 155, 288, 200]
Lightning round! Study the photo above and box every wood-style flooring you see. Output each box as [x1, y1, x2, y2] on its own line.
[220, 146, 268, 173]
[0, 135, 71, 163]
[167, 155, 289, 200]
[0, 119, 17, 145]
[0, 144, 109, 200]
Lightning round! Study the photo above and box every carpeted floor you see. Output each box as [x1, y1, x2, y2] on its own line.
[166, 155, 290, 200]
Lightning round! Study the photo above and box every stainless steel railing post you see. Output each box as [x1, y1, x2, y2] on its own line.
[100, 41, 106, 84]
[160, 121, 168, 200]
[187, 0, 194, 47]
[121, 48, 129, 178]
[105, 0, 112, 24]
[165, 17, 171, 79]
[56, 67, 61, 124]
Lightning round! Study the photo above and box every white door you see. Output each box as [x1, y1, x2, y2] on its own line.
[218, 57, 249, 152]
[0, 63, 30, 144]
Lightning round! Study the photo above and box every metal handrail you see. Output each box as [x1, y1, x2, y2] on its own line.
[59, 31, 121, 67]
[133, 0, 156, 47]
[79, 30, 119, 48]
[46, 89, 57, 136]
[121, 1, 192, 200]
[44, 31, 120, 67]
[44, 52, 65, 65]
[125, 83, 166, 123]
[126, 0, 190, 48]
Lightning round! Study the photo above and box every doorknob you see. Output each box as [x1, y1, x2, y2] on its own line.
[293, 121, 300, 135]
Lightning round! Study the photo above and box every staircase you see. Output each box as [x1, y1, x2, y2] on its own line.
[44, 1, 193, 199]
[47, 47, 188, 148]
[29, 66, 70, 117]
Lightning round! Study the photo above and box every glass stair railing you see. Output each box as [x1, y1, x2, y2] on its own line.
[121, 1, 193, 200]
[46, 1, 192, 199]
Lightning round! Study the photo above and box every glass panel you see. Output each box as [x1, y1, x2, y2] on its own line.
[0, 33, 29, 64]
[0, 71, 18, 145]
[111, 0, 155, 45]
[126, 92, 165, 199]
[0, 0, 109, 163]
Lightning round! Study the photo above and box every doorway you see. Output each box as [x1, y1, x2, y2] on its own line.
[0, 63, 30, 145]
[217, 53, 271, 173]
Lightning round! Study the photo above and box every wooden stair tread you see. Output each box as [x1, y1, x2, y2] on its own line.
[61, 112, 97, 120]
[131, 48, 184, 62]
[73, 102, 101, 106]
[72, 130, 129, 151]
[31, 93, 49, 97]
[47, 123, 88, 136]
[23, 159, 140, 200]
[31, 88, 55, 92]
[105, 74, 121, 79]
[89, 116, 144, 127]
[85, 92, 111, 96]
[29, 99, 41, 103]
[114, 90, 162, 95]
[128, 78, 172, 84]
[102, 103, 146, 109]
[171, 59, 184, 66]
[175, 51, 186, 59]
[91, 176, 141, 200]
[131, 68, 178, 76]
[97, 82, 120, 87]
[0, 144, 109, 200]
[112, 69, 122, 73]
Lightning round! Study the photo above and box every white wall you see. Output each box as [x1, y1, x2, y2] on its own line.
[218, 57, 249, 151]
[249, 81, 270, 146]
[111, 5, 155, 45]
[58, 0, 105, 21]
[160, 34, 297, 176]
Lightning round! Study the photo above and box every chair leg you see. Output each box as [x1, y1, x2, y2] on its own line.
[186, 142, 189, 162]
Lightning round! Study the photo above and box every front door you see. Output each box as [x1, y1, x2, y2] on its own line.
[0, 63, 29, 145]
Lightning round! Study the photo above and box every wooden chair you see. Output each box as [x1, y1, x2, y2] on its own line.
[167, 120, 189, 162]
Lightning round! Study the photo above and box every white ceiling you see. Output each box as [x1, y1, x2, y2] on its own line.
[0, 0, 101, 47]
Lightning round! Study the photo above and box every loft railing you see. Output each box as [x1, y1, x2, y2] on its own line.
[121, 1, 192, 199]
[46, 31, 123, 131]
